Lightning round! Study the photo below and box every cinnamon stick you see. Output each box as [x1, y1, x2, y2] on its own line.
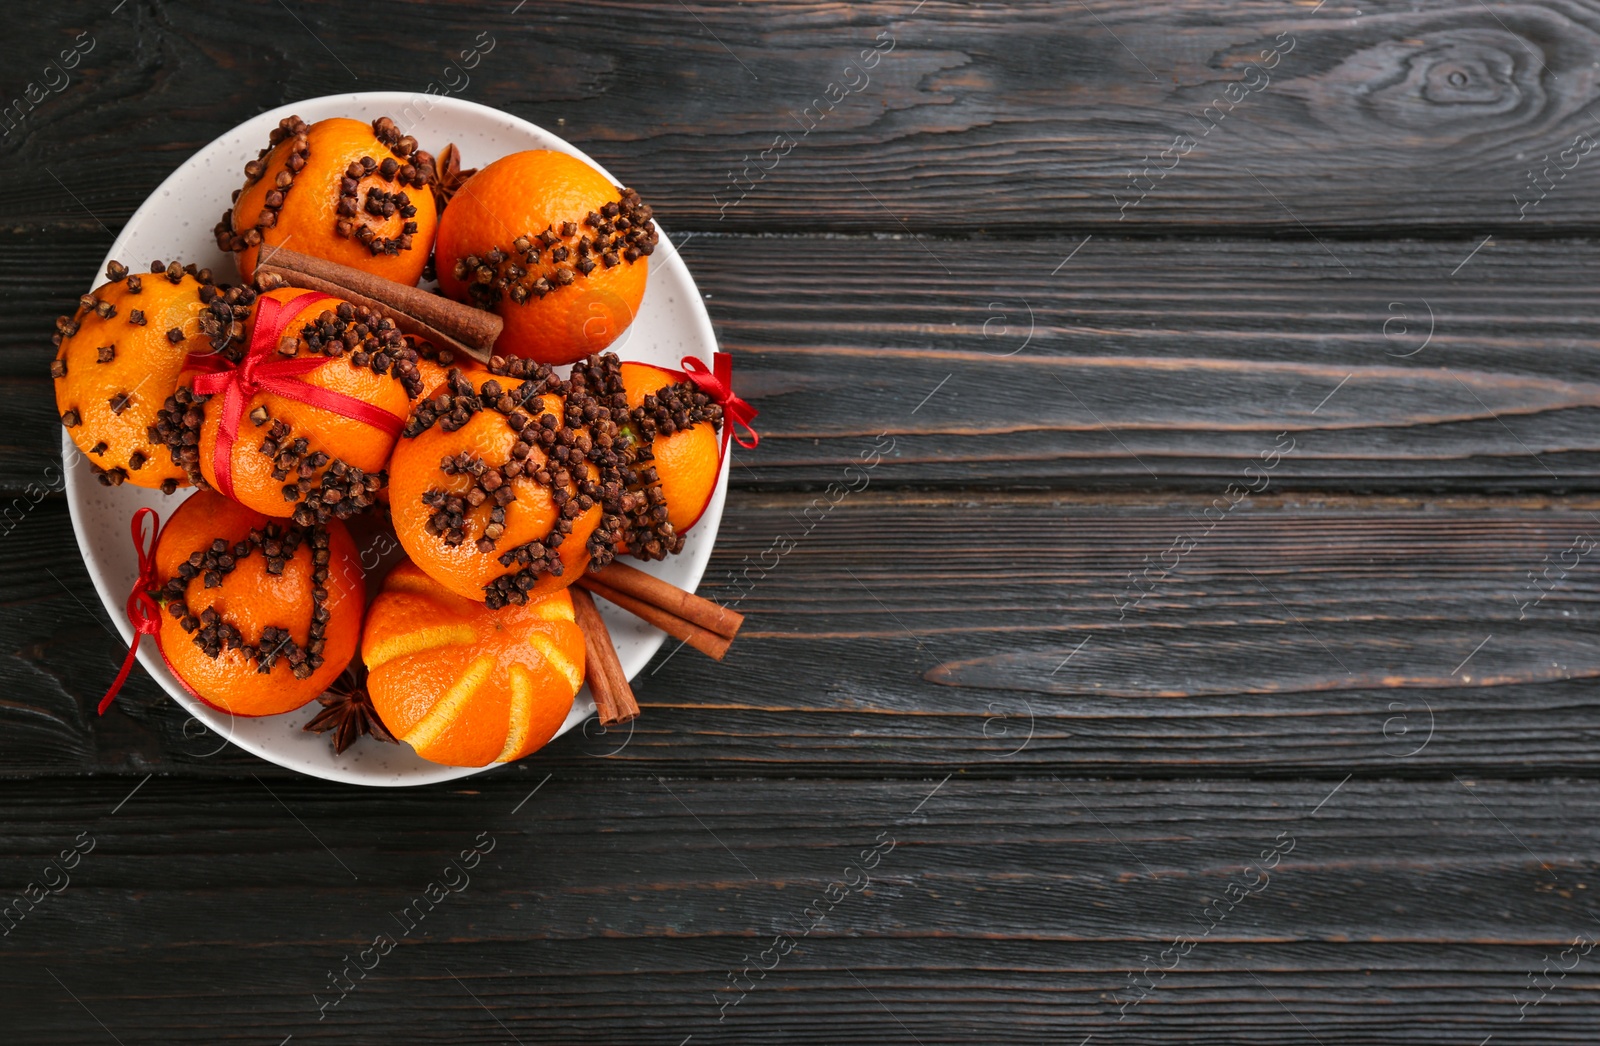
[255, 245, 501, 362]
[578, 576, 733, 661]
[586, 561, 743, 640]
[571, 587, 639, 726]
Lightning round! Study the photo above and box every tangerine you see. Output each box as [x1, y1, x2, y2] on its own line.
[152, 491, 363, 716]
[620, 361, 722, 536]
[216, 116, 438, 287]
[434, 150, 658, 366]
[389, 364, 601, 606]
[362, 560, 584, 766]
[170, 287, 421, 522]
[52, 260, 216, 491]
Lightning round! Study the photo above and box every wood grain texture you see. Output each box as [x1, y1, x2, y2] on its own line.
[8, 0, 1600, 234]
[2, 774, 1598, 1043]
[6, 0, 1600, 1038]
[11, 493, 1600, 778]
[7, 232, 1600, 494]
[698, 234, 1600, 491]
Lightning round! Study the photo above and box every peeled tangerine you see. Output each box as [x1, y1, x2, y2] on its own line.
[216, 115, 439, 287]
[52, 260, 218, 491]
[154, 286, 423, 523]
[153, 491, 363, 716]
[434, 150, 658, 366]
[363, 560, 584, 766]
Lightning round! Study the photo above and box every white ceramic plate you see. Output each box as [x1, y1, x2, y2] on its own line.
[64, 93, 727, 786]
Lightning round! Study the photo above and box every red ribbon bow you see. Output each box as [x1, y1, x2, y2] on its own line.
[679, 352, 758, 454]
[187, 291, 405, 501]
[98, 507, 162, 715]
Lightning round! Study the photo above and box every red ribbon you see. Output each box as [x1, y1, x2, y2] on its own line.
[679, 352, 758, 454]
[98, 507, 162, 715]
[187, 291, 405, 501]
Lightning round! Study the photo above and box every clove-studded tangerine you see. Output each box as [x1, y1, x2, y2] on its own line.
[574, 355, 727, 562]
[52, 260, 235, 491]
[433, 150, 658, 366]
[152, 286, 423, 523]
[151, 491, 364, 716]
[388, 357, 605, 606]
[618, 361, 723, 539]
[216, 116, 439, 288]
[388, 353, 722, 606]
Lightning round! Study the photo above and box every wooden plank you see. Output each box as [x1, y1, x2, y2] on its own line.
[703, 234, 1600, 491]
[7, 232, 1600, 494]
[12, 492, 1600, 777]
[9, 1, 1600, 234]
[1, 773, 1596, 1042]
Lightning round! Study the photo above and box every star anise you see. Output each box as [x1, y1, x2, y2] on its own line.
[303, 664, 397, 755]
[430, 143, 477, 211]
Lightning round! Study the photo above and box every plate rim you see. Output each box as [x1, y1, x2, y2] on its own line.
[64, 91, 726, 786]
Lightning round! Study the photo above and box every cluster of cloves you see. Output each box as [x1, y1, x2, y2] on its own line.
[256, 418, 383, 525]
[214, 115, 312, 253]
[149, 385, 207, 489]
[451, 186, 658, 311]
[423, 451, 516, 551]
[334, 157, 421, 256]
[298, 461, 383, 527]
[195, 278, 259, 360]
[409, 335, 456, 369]
[281, 300, 424, 397]
[81, 293, 116, 320]
[631, 380, 723, 443]
[482, 536, 566, 608]
[328, 117, 434, 254]
[617, 458, 682, 562]
[562, 352, 695, 564]
[483, 431, 607, 610]
[585, 188, 659, 266]
[401, 366, 558, 439]
[369, 116, 435, 190]
[160, 522, 332, 678]
[562, 353, 636, 569]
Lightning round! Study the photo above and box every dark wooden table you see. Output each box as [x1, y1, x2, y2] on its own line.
[6, 1, 1600, 1042]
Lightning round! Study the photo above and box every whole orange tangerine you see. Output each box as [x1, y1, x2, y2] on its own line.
[389, 364, 601, 607]
[434, 150, 658, 366]
[153, 491, 363, 716]
[52, 260, 217, 492]
[178, 287, 421, 522]
[216, 116, 438, 287]
[620, 361, 722, 537]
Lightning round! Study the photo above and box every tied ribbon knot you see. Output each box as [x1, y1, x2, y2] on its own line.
[98, 507, 161, 715]
[187, 291, 405, 501]
[679, 352, 758, 454]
